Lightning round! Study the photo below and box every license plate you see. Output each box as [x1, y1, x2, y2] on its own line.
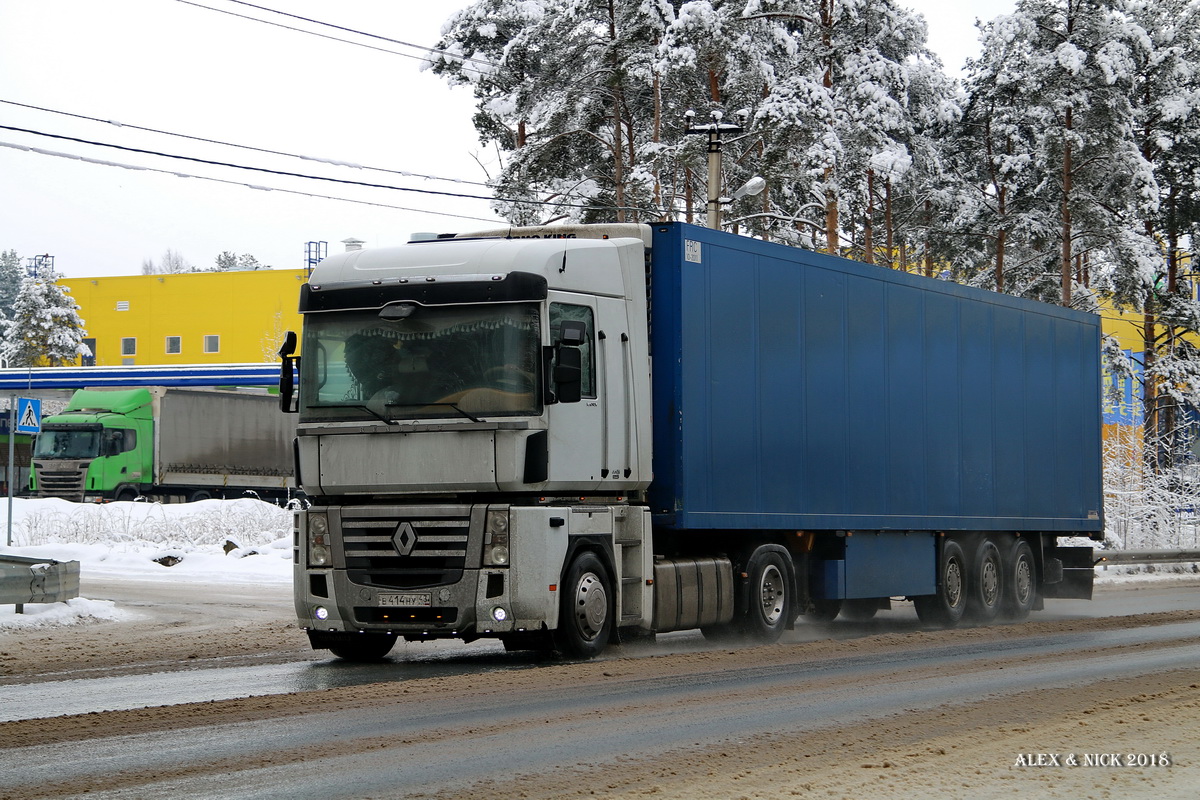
[379, 593, 431, 608]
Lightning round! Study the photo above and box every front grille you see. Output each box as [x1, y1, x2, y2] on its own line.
[33, 462, 86, 501]
[341, 509, 472, 590]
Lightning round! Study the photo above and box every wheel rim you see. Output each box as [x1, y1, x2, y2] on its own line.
[1013, 554, 1033, 606]
[573, 572, 608, 641]
[981, 554, 1000, 608]
[944, 558, 963, 609]
[758, 564, 785, 625]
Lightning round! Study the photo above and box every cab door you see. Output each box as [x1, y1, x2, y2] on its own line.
[545, 293, 604, 491]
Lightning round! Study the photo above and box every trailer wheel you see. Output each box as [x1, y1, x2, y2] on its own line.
[741, 546, 792, 643]
[966, 539, 1003, 623]
[914, 539, 966, 628]
[554, 551, 613, 659]
[1002, 539, 1036, 621]
[327, 632, 395, 662]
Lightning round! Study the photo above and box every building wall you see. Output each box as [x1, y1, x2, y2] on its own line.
[64, 269, 308, 366]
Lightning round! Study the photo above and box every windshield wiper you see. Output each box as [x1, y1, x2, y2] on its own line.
[312, 403, 397, 426]
[384, 401, 482, 423]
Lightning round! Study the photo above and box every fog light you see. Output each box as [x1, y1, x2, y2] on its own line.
[490, 545, 509, 565]
[491, 606, 508, 622]
[314, 606, 329, 621]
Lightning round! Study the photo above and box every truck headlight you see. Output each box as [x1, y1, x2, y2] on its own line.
[308, 512, 331, 567]
[484, 508, 510, 566]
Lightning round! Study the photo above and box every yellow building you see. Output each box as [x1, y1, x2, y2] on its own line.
[64, 269, 308, 366]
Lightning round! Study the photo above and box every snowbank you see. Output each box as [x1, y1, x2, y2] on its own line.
[0, 497, 293, 630]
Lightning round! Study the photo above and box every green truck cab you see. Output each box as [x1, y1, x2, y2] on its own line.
[31, 388, 153, 502]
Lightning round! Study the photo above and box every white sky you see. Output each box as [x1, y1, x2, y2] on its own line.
[0, 0, 1013, 279]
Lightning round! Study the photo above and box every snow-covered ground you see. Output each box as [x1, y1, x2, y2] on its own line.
[0, 497, 292, 630]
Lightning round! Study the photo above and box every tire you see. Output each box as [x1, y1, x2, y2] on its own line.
[966, 539, 1003, 624]
[327, 632, 395, 662]
[840, 598, 879, 621]
[114, 486, 139, 502]
[1002, 539, 1036, 621]
[740, 546, 792, 643]
[802, 599, 842, 623]
[188, 489, 214, 503]
[914, 538, 967, 628]
[554, 551, 614, 659]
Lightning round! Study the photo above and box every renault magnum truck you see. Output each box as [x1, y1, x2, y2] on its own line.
[281, 222, 1102, 661]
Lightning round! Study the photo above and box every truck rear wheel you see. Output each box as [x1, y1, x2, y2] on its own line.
[914, 538, 966, 628]
[740, 546, 792, 643]
[554, 551, 613, 659]
[1002, 539, 1036, 620]
[966, 539, 1003, 623]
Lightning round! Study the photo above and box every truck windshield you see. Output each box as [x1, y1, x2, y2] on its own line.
[33, 429, 101, 459]
[300, 302, 541, 423]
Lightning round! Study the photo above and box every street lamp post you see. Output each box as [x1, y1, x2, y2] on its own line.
[685, 110, 744, 230]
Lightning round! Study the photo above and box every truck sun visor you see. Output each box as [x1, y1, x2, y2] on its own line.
[300, 271, 548, 313]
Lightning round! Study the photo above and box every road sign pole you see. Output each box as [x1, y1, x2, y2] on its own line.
[7, 394, 14, 547]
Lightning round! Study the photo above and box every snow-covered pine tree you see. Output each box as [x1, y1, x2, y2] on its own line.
[1116, 0, 1200, 466]
[1017, 0, 1157, 309]
[724, 0, 956, 255]
[0, 268, 90, 368]
[952, 11, 1057, 298]
[431, 1, 679, 224]
[0, 249, 23, 321]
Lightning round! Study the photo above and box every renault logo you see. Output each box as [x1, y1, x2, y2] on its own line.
[392, 522, 418, 556]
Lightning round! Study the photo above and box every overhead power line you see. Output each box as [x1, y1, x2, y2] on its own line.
[0, 139, 499, 224]
[173, 0, 496, 76]
[0, 98, 493, 190]
[0, 123, 503, 203]
[0, 125, 670, 216]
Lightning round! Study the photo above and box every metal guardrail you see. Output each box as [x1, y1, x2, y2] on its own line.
[0, 555, 80, 613]
[1094, 549, 1200, 566]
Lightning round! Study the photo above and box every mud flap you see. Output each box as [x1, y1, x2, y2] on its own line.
[1040, 546, 1095, 600]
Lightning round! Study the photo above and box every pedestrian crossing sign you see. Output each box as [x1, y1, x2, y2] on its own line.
[16, 398, 41, 434]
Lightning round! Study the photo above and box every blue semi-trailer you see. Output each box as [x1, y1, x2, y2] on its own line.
[281, 221, 1102, 661]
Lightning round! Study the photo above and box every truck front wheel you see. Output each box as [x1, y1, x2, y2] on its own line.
[741, 546, 792, 643]
[914, 538, 967, 628]
[554, 552, 614, 659]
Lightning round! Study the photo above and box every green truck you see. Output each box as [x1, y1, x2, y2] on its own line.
[31, 387, 295, 503]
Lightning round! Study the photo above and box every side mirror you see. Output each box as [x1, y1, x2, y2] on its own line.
[553, 345, 583, 404]
[278, 331, 298, 414]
